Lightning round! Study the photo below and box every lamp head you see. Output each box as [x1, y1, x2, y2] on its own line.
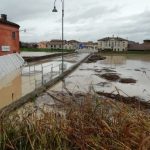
[52, 6, 58, 12]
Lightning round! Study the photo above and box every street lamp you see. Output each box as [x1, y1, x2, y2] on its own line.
[52, 0, 64, 73]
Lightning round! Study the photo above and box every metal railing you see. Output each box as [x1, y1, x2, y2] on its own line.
[21, 62, 67, 92]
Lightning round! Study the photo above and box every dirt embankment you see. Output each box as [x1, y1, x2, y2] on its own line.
[86, 54, 106, 63]
[96, 72, 137, 84]
[23, 52, 72, 63]
[97, 91, 150, 110]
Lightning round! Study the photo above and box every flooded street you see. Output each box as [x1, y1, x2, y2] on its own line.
[51, 54, 150, 101]
[0, 53, 88, 109]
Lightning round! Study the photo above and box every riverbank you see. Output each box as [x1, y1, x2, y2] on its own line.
[0, 91, 150, 149]
[23, 52, 74, 63]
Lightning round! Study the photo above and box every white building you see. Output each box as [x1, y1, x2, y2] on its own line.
[47, 40, 79, 50]
[64, 43, 74, 50]
[98, 37, 128, 52]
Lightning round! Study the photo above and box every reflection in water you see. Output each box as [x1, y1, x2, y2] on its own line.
[101, 55, 126, 65]
[0, 71, 22, 109]
[127, 54, 150, 62]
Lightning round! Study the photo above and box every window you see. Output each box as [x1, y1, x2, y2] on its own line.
[12, 32, 16, 39]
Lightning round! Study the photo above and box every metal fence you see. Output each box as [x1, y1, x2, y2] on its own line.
[21, 62, 67, 94]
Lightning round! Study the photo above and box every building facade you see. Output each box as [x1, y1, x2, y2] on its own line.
[68, 40, 79, 50]
[0, 14, 20, 56]
[128, 40, 150, 51]
[98, 36, 128, 51]
[38, 41, 48, 49]
[64, 43, 74, 50]
[47, 40, 67, 49]
[82, 41, 98, 50]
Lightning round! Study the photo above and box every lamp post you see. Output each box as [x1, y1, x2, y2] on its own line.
[52, 0, 64, 73]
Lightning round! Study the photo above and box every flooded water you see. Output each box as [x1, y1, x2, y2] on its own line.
[0, 53, 88, 109]
[51, 54, 150, 101]
[0, 71, 22, 109]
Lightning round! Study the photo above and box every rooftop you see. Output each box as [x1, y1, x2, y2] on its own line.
[0, 14, 20, 28]
[98, 37, 128, 41]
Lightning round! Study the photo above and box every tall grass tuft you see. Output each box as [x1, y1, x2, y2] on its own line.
[0, 93, 150, 150]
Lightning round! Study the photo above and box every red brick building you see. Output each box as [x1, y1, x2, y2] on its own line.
[128, 40, 150, 51]
[0, 14, 20, 56]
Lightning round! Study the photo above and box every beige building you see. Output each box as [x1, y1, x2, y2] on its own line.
[47, 40, 67, 49]
[64, 43, 74, 50]
[38, 41, 48, 48]
[38, 39, 80, 50]
[68, 40, 80, 49]
[98, 36, 128, 51]
[83, 41, 98, 50]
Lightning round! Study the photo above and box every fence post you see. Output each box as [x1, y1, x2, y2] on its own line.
[29, 65, 31, 76]
[21, 66, 23, 75]
[42, 65, 44, 85]
[34, 65, 35, 74]
[50, 65, 53, 80]
[35, 79, 37, 89]
[59, 64, 61, 74]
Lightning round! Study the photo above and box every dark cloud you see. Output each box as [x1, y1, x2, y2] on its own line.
[65, 5, 121, 23]
[0, 0, 150, 42]
[107, 11, 150, 42]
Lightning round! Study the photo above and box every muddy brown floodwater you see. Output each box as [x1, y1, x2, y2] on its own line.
[0, 53, 89, 109]
[51, 54, 150, 101]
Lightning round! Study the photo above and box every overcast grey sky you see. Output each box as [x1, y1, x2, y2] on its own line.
[1, 0, 150, 43]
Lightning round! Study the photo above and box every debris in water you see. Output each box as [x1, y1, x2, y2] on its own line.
[119, 78, 136, 84]
[99, 73, 120, 81]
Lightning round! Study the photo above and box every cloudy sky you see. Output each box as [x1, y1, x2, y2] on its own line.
[1, 0, 150, 43]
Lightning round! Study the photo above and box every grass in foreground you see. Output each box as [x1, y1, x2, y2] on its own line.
[0, 93, 150, 150]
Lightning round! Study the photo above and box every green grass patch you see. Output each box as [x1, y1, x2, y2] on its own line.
[21, 48, 75, 53]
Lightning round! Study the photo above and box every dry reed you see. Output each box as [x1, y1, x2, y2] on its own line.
[0, 93, 150, 150]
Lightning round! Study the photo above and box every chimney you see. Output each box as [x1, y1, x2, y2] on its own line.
[1, 14, 7, 21]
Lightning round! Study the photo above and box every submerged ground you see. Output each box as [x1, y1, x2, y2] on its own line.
[51, 53, 150, 101]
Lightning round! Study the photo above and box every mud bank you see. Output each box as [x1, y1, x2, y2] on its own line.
[97, 72, 137, 84]
[23, 52, 73, 62]
[86, 53, 106, 63]
[97, 91, 150, 109]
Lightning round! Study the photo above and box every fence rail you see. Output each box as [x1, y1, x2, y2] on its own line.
[21, 62, 66, 91]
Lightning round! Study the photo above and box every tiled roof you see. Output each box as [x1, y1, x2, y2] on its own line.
[98, 37, 128, 41]
[49, 40, 67, 45]
[0, 19, 20, 28]
[68, 40, 80, 44]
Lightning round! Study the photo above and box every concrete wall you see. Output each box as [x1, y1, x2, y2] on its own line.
[0, 53, 24, 79]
